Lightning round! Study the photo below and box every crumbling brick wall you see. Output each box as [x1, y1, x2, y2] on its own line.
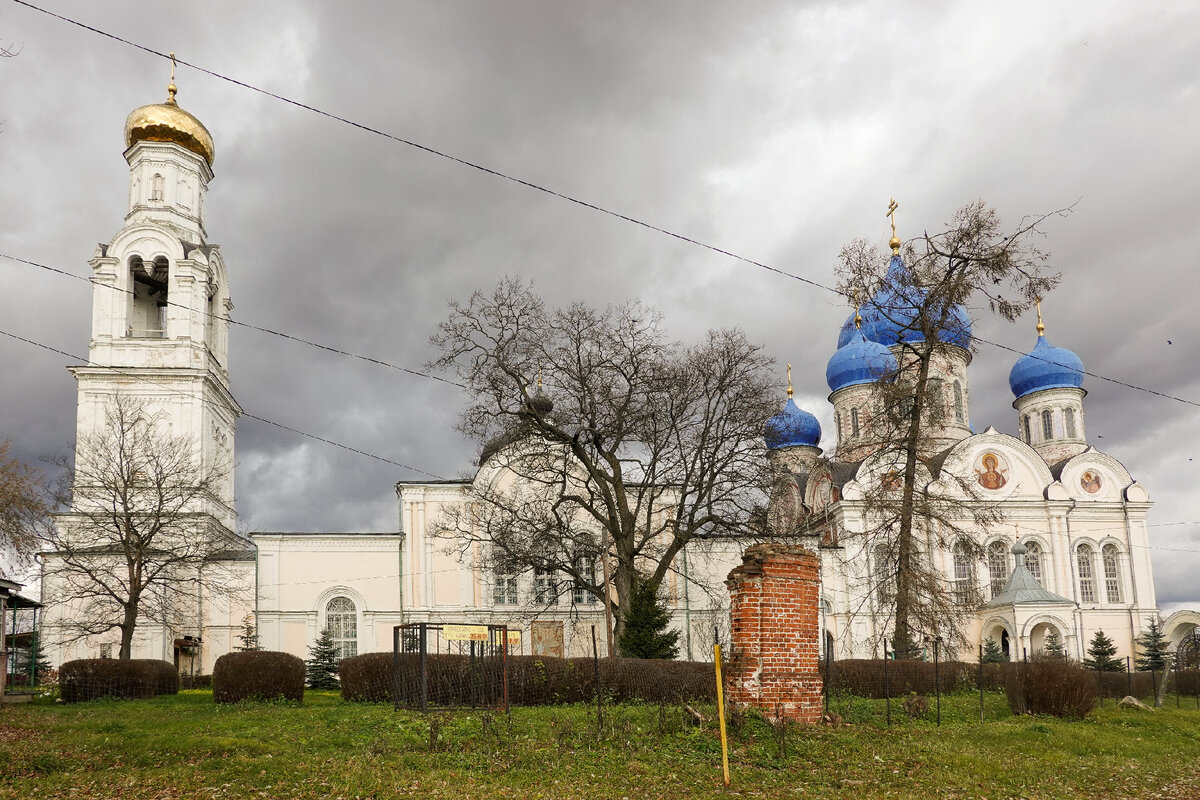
[725, 543, 822, 723]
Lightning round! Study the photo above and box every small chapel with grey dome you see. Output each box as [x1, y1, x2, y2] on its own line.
[35, 76, 1199, 674]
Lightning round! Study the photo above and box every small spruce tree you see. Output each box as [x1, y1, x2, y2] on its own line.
[1083, 630, 1123, 672]
[981, 636, 1009, 664]
[305, 628, 341, 689]
[1135, 619, 1170, 671]
[1042, 629, 1065, 657]
[235, 619, 260, 652]
[616, 579, 680, 660]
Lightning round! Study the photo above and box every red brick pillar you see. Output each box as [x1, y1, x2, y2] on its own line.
[725, 543, 822, 723]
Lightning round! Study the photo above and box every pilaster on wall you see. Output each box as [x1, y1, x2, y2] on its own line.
[725, 543, 823, 724]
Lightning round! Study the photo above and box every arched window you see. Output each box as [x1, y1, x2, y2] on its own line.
[927, 378, 944, 421]
[953, 380, 965, 423]
[1077, 545, 1096, 603]
[850, 407, 860, 437]
[1041, 409, 1054, 440]
[952, 540, 975, 605]
[835, 411, 842, 440]
[987, 541, 1009, 599]
[1102, 545, 1122, 603]
[873, 543, 892, 606]
[151, 173, 164, 202]
[325, 596, 357, 660]
[1024, 541, 1043, 586]
[1022, 414, 1032, 444]
[1065, 407, 1078, 438]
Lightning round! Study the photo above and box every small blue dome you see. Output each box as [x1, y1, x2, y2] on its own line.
[764, 398, 822, 450]
[826, 329, 898, 393]
[836, 256, 972, 350]
[1009, 335, 1085, 399]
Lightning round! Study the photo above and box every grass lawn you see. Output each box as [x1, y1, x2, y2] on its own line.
[3, 691, 1200, 799]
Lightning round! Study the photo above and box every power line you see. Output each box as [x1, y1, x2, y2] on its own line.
[0, 252, 465, 390]
[8, 1, 1200, 411]
[0, 327, 447, 480]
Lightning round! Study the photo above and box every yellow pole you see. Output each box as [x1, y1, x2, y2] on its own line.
[714, 643, 731, 787]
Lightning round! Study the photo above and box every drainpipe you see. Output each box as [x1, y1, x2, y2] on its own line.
[1064, 500, 1083, 659]
[398, 532, 405, 625]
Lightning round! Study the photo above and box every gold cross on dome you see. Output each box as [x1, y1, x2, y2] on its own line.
[1035, 299, 1045, 336]
[167, 51, 178, 105]
[886, 198, 899, 237]
[786, 363, 793, 399]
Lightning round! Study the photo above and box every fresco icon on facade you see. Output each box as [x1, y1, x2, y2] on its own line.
[1081, 470, 1102, 494]
[975, 452, 1008, 490]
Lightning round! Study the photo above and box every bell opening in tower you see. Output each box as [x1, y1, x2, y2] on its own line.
[127, 255, 169, 338]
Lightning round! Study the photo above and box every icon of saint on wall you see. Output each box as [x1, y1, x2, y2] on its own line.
[1080, 470, 1102, 494]
[975, 452, 1008, 490]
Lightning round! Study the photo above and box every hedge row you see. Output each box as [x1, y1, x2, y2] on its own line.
[59, 658, 179, 703]
[820, 658, 1186, 701]
[820, 658, 997, 698]
[339, 653, 715, 706]
[213, 650, 305, 703]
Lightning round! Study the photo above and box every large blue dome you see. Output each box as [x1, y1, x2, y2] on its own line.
[764, 398, 822, 450]
[826, 329, 898, 393]
[836, 256, 972, 350]
[1008, 335, 1085, 399]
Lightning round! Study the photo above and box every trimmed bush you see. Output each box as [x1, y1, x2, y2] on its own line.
[135, 659, 180, 696]
[1005, 654, 1098, 718]
[60, 658, 169, 703]
[213, 650, 304, 703]
[339, 652, 715, 706]
[1096, 669, 1154, 699]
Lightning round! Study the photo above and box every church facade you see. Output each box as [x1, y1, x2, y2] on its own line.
[39, 85, 1198, 673]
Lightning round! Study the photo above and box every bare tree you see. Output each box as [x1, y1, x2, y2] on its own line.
[835, 201, 1063, 656]
[41, 396, 250, 660]
[428, 279, 777, 636]
[0, 439, 49, 566]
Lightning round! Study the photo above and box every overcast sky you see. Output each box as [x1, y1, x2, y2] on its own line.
[2, 1, 1198, 607]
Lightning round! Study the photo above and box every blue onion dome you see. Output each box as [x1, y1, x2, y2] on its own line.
[1009, 334, 1085, 399]
[764, 398, 822, 450]
[826, 329, 898, 393]
[837, 255, 972, 350]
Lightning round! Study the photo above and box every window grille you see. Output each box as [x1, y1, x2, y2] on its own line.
[850, 407, 860, 437]
[987, 541, 1009, 599]
[927, 378, 944, 421]
[1102, 545, 1122, 603]
[493, 570, 519, 606]
[873, 543, 893, 606]
[325, 596, 358, 659]
[952, 541, 975, 604]
[572, 557, 598, 605]
[1042, 409, 1054, 440]
[1077, 545, 1096, 603]
[533, 567, 557, 605]
[1065, 407, 1077, 438]
[953, 381, 965, 423]
[1022, 414, 1032, 443]
[1024, 541, 1043, 586]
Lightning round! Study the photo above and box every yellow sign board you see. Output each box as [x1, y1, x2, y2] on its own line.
[442, 624, 490, 642]
[440, 624, 522, 645]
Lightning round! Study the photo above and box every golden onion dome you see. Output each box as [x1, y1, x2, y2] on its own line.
[124, 81, 215, 166]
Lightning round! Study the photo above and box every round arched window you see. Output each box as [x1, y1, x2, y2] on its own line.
[325, 596, 358, 659]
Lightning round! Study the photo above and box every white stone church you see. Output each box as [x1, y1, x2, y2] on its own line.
[39, 85, 1199, 673]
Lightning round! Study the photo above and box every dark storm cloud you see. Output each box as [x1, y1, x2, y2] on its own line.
[1, 1, 1197, 603]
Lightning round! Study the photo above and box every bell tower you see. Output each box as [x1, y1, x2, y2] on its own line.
[70, 65, 239, 529]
